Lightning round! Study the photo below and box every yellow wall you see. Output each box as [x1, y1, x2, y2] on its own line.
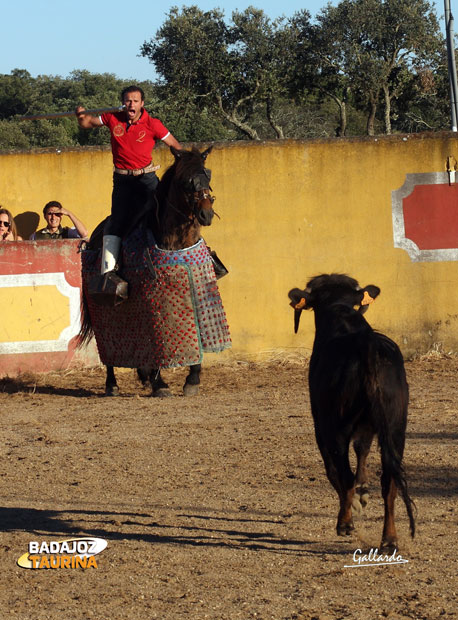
[2, 133, 458, 361]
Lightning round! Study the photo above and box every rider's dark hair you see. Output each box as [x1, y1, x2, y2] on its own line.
[121, 85, 145, 102]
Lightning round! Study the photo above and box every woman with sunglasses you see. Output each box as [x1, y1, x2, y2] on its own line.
[0, 208, 22, 241]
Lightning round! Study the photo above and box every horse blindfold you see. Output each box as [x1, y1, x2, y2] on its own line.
[188, 168, 212, 192]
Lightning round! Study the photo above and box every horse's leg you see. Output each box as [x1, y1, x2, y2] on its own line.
[183, 364, 201, 397]
[137, 367, 152, 389]
[105, 366, 119, 397]
[150, 368, 172, 398]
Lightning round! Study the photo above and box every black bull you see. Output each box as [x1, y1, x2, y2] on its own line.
[289, 273, 415, 551]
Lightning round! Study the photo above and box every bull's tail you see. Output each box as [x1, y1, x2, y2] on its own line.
[77, 289, 94, 348]
[375, 403, 416, 539]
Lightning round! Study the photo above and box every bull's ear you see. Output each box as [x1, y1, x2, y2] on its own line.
[288, 288, 308, 333]
[358, 285, 380, 312]
[288, 288, 308, 309]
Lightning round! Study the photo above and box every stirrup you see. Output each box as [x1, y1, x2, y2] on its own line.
[210, 250, 229, 279]
[88, 271, 129, 307]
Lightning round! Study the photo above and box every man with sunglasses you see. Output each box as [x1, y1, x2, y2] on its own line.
[30, 201, 88, 240]
[76, 85, 181, 275]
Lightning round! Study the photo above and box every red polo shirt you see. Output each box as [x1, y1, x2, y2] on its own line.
[101, 109, 170, 170]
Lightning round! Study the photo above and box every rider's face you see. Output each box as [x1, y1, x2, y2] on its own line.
[123, 91, 144, 123]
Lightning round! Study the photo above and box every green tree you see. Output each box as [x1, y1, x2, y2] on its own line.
[0, 120, 30, 150]
[288, 9, 352, 136]
[141, 7, 236, 135]
[0, 69, 35, 119]
[0, 69, 159, 150]
[140, 5, 297, 140]
[314, 0, 443, 135]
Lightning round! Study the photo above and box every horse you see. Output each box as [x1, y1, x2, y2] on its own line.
[79, 145, 231, 397]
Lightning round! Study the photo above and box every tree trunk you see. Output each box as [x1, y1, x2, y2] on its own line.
[319, 88, 348, 137]
[216, 95, 260, 140]
[382, 84, 392, 135]
[337, 100, 347, 137]
[366, 97, 377, 136]
[266, 97, 284, 139]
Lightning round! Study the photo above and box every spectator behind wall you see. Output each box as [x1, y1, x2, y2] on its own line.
[0, 208, 23, 241]
[30, 201, 88, 240]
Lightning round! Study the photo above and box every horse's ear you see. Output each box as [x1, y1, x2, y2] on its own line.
[170, 146, 183, 159]
[201, 146, 213, 161]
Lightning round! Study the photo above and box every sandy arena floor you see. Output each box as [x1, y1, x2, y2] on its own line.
[0, 356, 457, 619]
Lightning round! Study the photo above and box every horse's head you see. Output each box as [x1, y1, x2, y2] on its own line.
[170, 146, 216, 227]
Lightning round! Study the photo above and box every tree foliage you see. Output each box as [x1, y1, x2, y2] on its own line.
[310, 0, 443, 135]
[0, 0, 452, 150]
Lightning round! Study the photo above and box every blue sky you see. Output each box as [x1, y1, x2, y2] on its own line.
[0, 0, 448, 83]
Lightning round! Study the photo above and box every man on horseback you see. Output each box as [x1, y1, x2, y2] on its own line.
[75, 85, 181, 275]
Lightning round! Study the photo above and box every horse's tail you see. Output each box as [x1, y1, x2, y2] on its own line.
[77, 284, 94, 348]
[77, 218, 107, 349]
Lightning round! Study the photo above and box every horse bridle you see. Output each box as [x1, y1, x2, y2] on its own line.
[190, 187, 216, 216]
[167, 169, 217, 222]
[187, 168, 216, 217]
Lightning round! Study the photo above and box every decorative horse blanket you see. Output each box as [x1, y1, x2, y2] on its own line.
[81, 229, 231, 368]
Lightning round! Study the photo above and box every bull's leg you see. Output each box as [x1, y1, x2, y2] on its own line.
[316, 434, 355, 536]
[105, 366, 119, 397]
[150, 369, 172, 398]
[352, 428, 374, 515]
[183, 364, 201, 397]
[335, 457, 356, 536]
[381, 475, 398, 552]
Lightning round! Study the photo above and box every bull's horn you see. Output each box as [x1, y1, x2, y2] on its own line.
[294, 308, 303, 333]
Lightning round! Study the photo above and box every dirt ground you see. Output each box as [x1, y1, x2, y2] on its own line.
[0, 355, 457, 620]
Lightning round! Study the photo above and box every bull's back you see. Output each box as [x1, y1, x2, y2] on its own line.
[309, 326, 407, 428]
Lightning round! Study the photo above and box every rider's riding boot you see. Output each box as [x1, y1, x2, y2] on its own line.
[101, 235, 121, 274]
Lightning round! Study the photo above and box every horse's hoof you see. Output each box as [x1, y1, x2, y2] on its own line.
[152, 388, 172, 398]
[183, 383, 199, 397]
[337, 520, 354, 536]
[105, 385, 119, 397]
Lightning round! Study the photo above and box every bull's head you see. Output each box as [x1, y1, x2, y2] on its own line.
[288, 274, 381, 333]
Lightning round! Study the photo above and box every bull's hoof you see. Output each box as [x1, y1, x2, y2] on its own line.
[380, 538, 398, 553]
[352, 486, 370, 515]
[152, 387, 172, 398]
[337, 520, 355, 536]
[183, 383, 199, 397]
[105, 385, 119, 397]
[358, 486, 370, 508]
[351, 495, 363, 516]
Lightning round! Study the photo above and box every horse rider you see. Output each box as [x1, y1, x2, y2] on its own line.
[75, 85, 182, 275]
